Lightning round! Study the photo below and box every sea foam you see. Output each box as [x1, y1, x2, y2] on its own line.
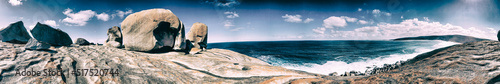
[259, 40, 458, 75]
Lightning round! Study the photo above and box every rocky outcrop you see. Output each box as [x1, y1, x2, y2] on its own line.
[286, 40, 500, 83]
[30, 23, 72, 46]
[121, 9, 186, 52]
[186, 22, 208, 54]
[393, 35, 491, 43]
[24, 38, 50, 50]
[0, 21, 31, 44]
[74, 38, 90, 45]
[497, 30, 500, 41]
[0, 42, 321, 84]
[105, 26, 122, 48]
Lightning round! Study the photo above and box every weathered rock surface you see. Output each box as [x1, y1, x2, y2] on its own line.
[393, 35, 491, 43]
[24, 38, 50, 50]
[74, 38, 90, 45]
[105, 26, 122, 48]
[0, 42, 321, 84]
[30, 23, 72, 46]
[0, 21, 31, 44]
[286, 41, 500, 83]
[121, 9, 186, 52]
[186, 22, 208, 51]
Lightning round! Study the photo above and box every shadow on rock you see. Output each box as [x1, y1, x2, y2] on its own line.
[25, 49, 58, 53]
[487, 74, 500, 84]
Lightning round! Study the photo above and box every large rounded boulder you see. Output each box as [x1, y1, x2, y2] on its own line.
[186, 22, 208, 53]
[31, 23, 73, 46]
[0, 21, 31, 43]
[75, 38, 90, 45]
[105, 26, 123, 48]
[121, 9, 186, 52]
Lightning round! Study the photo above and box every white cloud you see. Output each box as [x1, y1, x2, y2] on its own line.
[28, 23, 36, 29]
[62, 8, 97, 26]
[304, 18, 314, 23]
[358, 20, 368, 24]
[282, 14, 303, 23]
[116, 9, 133, 19]
[358, 8, 362, 11]
[96, 13, 110, 21]
[321, 16, 358, 28]
[324, 18, 496, 40]
[282, 14, 314, 23]
[276, 35, 304, 39]
[323, 16, 352, 28]
[341, 16, 358, 22]
[223, 20, 234, 28]
[42, 20, 58, 27]
[223, 20, 243, 31]
[423, 17, 429, 21]
[212, 0, 240, 7]
[312, 27, 326, 34]
[487, 28, 497, 33]
[372, 9, 381, 14]
[401, 16, 404, 19]
[230, 27, 243, 31]
[8, 0, 23, 6]
[372, 9, 391, 17]
[385, 13, 391, 16]
[224, 11, 239, 18]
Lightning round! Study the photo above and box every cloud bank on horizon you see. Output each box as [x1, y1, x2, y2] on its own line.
[1, 0, 499, 43]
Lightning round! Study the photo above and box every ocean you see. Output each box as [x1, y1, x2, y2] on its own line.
[207, 40, 458, 75]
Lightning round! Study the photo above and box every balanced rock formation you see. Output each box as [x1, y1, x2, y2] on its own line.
[0, 21, 31, 43]
[105, 26, 122, 48]
[0, 42, 320, 84]
[121, 9, 186, 52]
[24, 38, 50, 50]
[74, 38, 90, 45]
[31, 23, 72, 46]
[186, 22, 208, 54]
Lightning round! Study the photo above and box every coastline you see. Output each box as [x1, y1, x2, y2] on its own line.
[0, 35, 499, 83]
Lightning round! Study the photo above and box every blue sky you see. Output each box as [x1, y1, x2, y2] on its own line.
[1, 0, 499, 43]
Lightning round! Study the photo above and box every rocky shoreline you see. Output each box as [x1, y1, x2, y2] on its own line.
[0, 42, 323, 83]
[0, 8, 499, 83]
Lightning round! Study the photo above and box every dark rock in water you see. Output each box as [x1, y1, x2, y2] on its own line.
[0, 21, 31, 44]
[24, 38, 50, 50]
[105, 26, 122, 48]
[30, 23, 72, 46]
[393, 35, 491, 43]
[74, 38, 90, 45]
[497, 30, 500, 41]
[186, 22, 208, 51]
[121, 9, 186, 52]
